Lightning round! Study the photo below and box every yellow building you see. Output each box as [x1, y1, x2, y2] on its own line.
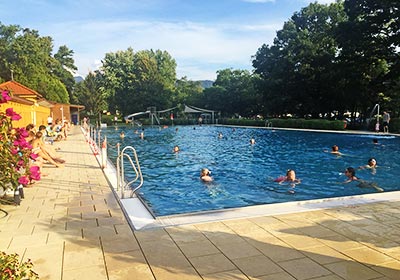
[0, 80, 52, 128]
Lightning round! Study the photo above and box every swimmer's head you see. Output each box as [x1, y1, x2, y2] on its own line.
[286, 169, 296, 179]
[332, 145, 339, 151]
[201, 168, 211, 176]
[173, 145, 180, 152]
[368, 158, 377, 166]
[345, 167, 356, 177]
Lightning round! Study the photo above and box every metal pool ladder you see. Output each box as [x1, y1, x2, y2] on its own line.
[116, 145, 143, 199]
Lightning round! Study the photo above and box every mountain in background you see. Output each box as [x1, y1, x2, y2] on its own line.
[198, 80, 213, 88]
[74, 76, 84, 83]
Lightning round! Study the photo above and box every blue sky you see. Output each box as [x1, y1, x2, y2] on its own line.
[0, 0, 335, 80]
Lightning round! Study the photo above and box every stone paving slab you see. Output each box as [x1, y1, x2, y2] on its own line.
[0, 126, 400, 279]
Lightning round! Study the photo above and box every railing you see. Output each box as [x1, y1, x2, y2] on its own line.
[265, 120, 273, 127]
[83, 124, 144, 199]
[116, 145, 144, 199]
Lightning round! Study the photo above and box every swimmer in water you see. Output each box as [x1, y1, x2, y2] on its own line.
[324, 145, 342, 155]
[279, 169, 301, 184]
[120, 131, 125, 138]
[200, 168, 213, 182]
[250, 138, 255, 145]
[173, 145, 180, 153]
[343, 167, 383, 192]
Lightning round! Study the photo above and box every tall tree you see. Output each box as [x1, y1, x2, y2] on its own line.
[174, 76, 203, 105]
[100, 48, 177, 116]
[74, 72, 107, 117]
[337, 0, 400, 116]
[253, 2, 346, 117]
[53, 45, 77, 101]
[0, 22, 70, 103]
[200, 69, 261, 117]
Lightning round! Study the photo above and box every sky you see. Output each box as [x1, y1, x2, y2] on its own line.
[0, 0, 336, 81]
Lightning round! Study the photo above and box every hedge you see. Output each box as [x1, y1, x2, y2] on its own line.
[219, 118, 346, 130]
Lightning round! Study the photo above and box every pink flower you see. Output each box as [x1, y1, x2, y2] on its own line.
[5, 108, 22, 121]
[10, 148, 19, 155]
[30, 153, 38, 160]
[13, 138, 31, 149]
[29, 166, 41, 181]
[0, 90, 11, 104]
[18, 176, 29, 185]
[17, 128, 29, 138]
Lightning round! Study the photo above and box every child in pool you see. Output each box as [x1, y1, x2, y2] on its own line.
[278, 169, 301, 184]
[200, 168, 213, 182]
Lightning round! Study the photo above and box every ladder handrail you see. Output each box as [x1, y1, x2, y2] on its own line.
[116, 145, 143, 198]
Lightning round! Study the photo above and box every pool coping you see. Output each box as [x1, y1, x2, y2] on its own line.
[92, 127, 400, 231]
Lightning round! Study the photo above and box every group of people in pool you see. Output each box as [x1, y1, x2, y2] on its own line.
[199, 142, 383, 193]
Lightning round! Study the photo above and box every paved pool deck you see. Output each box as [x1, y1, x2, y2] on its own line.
[0, 126, 400, 279]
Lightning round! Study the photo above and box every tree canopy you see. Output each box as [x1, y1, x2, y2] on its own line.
[252, 0, 400, 119]
[0, 23, 74, 103]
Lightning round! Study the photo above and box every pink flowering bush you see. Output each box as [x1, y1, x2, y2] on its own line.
[0, 90, 40, 192]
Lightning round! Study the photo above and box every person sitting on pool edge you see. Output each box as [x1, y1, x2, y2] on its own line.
[343, 167, 383, 192]
[200, 168, 213, 182]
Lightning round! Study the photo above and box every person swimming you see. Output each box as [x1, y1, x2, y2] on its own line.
[330, 145, 342, 155]
[278, 169, 301, 184]
[120, 131, 125, 138]
[358, 158, 378, 174]
[250, 138, 256, 145]
[324, 145, 343, 156]
[343, 167, 383, 192]
[173, 145, 180, 153]
[200, 168, 213, 182]
[274, 169, 301, 193]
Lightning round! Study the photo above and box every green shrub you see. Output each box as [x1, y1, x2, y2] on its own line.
[219, 118, 345, 130]
[100, 115, 114, 126]
[0, 252, 39, 279]
[390, 118, 400, 133]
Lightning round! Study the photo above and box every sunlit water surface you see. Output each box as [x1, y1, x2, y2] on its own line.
[102, 125, 400, 216]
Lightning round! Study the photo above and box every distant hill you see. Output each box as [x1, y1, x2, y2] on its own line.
[198, 80, 214, 88]
[74, 76, 84, 83]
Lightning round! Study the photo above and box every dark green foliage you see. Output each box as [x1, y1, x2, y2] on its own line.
[219, 118, 345, 130]
[389, 118, 400, 133]
[252, 0, 400, 120]
[0, 22, 73, 103]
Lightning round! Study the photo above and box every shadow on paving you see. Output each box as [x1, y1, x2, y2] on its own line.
[38, 204, 400, 280]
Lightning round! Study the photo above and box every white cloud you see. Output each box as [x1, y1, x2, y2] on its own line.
[47, 19, 279, 80]
[242, 0, 275, 3]
[303, 0, 337, 4]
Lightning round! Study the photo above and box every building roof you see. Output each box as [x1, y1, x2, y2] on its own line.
[0, 80, 43, 99]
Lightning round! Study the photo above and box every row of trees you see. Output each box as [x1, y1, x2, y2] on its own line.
[253, 0, 400, 119]
[1, 0, 399, 122]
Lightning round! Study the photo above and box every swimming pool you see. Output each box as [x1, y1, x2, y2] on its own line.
[103, 125, 400, 216]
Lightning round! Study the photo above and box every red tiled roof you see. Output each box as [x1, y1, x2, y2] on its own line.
[0, 80, 43, 98]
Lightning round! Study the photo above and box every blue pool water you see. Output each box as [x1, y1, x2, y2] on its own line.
[103, 125, 400, 216]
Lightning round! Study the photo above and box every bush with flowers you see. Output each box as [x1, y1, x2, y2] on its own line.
[0, 90, 40, 202]
[0, 251, 39, 280]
